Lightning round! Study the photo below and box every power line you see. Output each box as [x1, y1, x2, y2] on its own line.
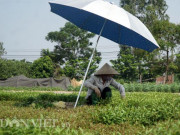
[4, 51, 119, 53]
[4, 55, 40, 56]
[3, 51, 119, 55]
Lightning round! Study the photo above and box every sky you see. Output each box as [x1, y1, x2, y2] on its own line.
[0, 0, 180, 67]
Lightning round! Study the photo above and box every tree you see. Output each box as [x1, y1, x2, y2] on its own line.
[41, 49, 54, 58]
[31, 56, 54, 78]
[0, 42, 6, 58]
[46, 22, 97, 64]
[0, 59, 32, 79]
[120, 0, 169, 27]
[111, 46, 138, 82]
[132, 48, 150, 83]
[114, 0, 171, 82]
[41, 49, 63, 78]
[152, 20, 180, 83]
[175, 53, 180, 80]
[63, 55, 101, 80]
[46, 22, 102, 79]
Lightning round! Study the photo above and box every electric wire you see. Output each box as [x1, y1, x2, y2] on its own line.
[2, 50, 119, 62]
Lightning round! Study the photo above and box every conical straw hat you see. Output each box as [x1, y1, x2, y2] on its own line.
[94, 63, 119, 75]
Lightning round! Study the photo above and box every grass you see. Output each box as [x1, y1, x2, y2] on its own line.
[0, 90, 179, 135]
[0, 82, 180, 93]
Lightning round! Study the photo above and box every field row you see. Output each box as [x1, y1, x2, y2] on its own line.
[0, 83, 180, 93]
[0, 91, 179, 134]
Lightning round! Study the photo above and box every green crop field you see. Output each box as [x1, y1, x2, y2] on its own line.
[0, 83, 180, 93]
[0, 87, 179, 135]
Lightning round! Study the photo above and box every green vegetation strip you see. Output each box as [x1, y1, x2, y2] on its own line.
[0, 86, 64, 91]
[0, 83, 180, 93]
[0, 92, 179, 135]
[93, 92, 180, 126]
[0, 91, 85, 107]
[123, 83, 180, 93]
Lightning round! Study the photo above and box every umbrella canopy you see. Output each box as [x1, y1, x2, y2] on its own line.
[49, 0, 159, 52]
[49, 0, 160, 108]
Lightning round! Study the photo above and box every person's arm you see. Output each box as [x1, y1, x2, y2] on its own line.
[84, 76, 101, 97]
[110, 78, 125, 98]
[84, 76, 97, 90]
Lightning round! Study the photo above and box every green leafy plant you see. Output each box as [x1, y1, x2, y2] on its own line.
[92, 92, 180, 126]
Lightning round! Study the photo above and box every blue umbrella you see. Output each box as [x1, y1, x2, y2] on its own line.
[49, 0, 159, 107]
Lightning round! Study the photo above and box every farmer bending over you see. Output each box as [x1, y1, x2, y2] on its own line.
[84, 63, 125, 105]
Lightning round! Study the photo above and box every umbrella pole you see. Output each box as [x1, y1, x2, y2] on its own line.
[74, 19, 107, 108]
